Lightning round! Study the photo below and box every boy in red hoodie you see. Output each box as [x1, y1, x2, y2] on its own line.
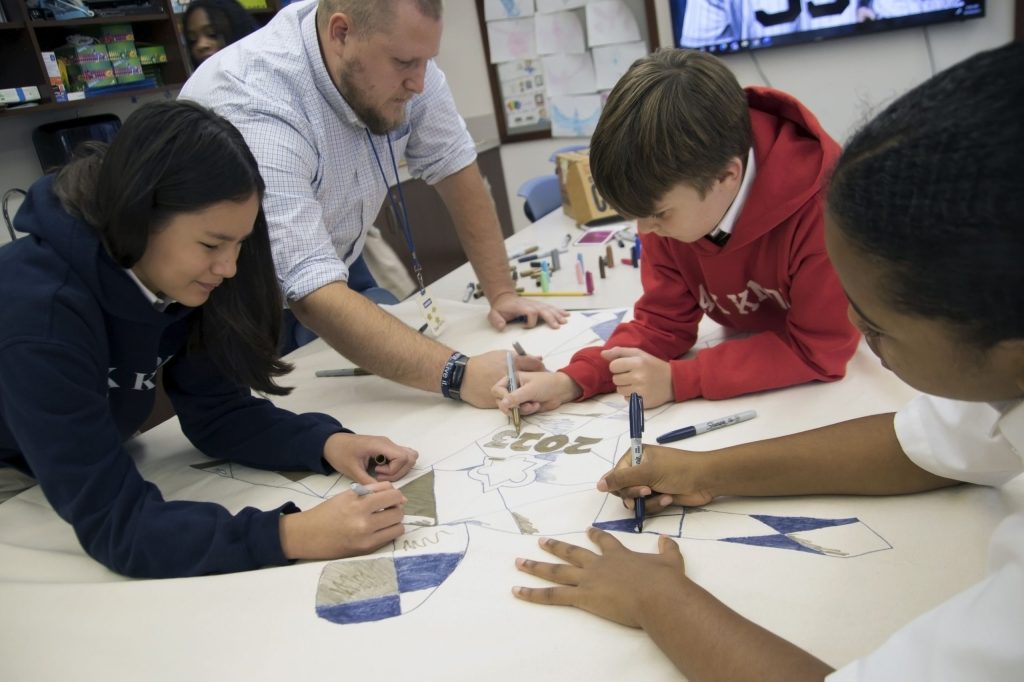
[495, 49, 858, 413]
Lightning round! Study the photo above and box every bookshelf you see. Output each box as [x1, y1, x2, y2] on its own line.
[0, 0, 278, 118]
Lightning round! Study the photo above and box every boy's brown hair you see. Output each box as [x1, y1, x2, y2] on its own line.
[590, 48, 752, 219]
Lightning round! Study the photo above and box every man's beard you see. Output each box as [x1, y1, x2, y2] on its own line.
[336, 59, 404, 135]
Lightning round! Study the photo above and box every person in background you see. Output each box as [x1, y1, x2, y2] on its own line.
[180, 0, 566, 409]
[184, 0, 257, 68]
[495, 50, 857, 414]
[512, 43, 1024, 681]
[0, 100, 418, 578]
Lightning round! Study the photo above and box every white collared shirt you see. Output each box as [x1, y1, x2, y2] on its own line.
[707, 147, 757, 243]
[179, 0, 476, 302]
[829, 395, 1024, 681]
[124, 268, 175, 312]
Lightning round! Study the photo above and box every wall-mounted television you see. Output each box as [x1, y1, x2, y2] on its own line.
[669, 1, 986, 54]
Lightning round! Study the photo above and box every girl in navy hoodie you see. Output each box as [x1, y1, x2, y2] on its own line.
[0, 100, 417, 578]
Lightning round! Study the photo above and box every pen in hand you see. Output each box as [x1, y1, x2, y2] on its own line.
[629, 392, 645, 532]
[506, 351, 521, 435]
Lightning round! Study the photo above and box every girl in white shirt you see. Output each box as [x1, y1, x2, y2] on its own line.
[510, 41, 1024, 681]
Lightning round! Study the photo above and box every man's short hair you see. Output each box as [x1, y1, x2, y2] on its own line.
[590, 48, 752, 218]
[317, 0, 443, 35]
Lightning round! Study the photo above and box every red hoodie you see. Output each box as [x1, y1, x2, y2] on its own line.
[562, 87, 859, 402]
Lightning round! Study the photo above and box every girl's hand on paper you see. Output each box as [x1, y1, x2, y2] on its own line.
[279, 481, 406, 560]
[323, 433, 418, 483]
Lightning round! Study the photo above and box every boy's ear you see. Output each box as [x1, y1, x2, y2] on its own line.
[714, 156, 745, 190]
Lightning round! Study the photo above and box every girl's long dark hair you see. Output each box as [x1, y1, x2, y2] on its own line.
[828, 42, 1023, 349]
[54, 100, 293, 395]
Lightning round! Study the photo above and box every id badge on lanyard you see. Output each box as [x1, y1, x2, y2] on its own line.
[416, 286, 445, 336]
[368, 130, 445, 336]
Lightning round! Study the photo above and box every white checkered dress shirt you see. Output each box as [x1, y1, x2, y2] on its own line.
[180, 0, 476, 301]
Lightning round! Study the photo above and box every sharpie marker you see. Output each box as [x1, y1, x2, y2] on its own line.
[316, 368, 372, 377]
[629, 392, 645, 532]
[655, 410, 757, 444]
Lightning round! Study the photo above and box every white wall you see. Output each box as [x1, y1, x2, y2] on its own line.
[442, 1, 1014, 233]
[0, 91, 174, 243]
[1, 2, 1015, 243]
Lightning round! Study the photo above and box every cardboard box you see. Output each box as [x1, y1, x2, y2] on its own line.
[55, 43, 110, 64]
[112, 57, 145, 83]
[137, 45, 167, 65]
[41, 52, 68, 102]
[0, 86, 41, 105]
[65, 60, 117, 91]
[555, 149, 618, 224]
[93, 23, 135, 43]
[105, 41, 138, 60]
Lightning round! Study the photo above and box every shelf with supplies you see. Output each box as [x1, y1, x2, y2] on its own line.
[0, 0, 280, 118]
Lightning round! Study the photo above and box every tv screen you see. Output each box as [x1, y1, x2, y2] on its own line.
[669, 1, 985, 54]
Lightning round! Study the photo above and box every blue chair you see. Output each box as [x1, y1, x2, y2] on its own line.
[516, 174, 561, 222]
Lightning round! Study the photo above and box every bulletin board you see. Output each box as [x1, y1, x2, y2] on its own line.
[476, 0, 661, 143]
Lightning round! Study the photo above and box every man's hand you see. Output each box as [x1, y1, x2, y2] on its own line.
[460, 350, 546, 408]
[601, 347, 674, 407]
[487, 291, 569, 331]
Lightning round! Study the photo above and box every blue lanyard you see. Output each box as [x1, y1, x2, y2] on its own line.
[366, 130, 426, 292]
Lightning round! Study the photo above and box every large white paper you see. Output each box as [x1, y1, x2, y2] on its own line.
[592, 40, 647, 90]
[487, 17, 537, 63]
[536, 0, 585, 12]
[483, 0, 534, 21]
[549, 94, 603, 137]
[585, 0, 642, 47]
[2, 293, 1017, 680]
[535, 10, 586, 55]
[541, 52, 596, 96]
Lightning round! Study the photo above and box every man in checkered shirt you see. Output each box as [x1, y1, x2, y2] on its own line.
[182, 0, 566, 407]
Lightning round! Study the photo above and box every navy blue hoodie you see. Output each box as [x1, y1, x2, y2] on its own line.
[0, 176, 348, 578]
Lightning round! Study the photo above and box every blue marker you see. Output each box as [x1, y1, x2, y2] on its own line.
[656, 410, 757, 444]
[628, 392, 645, 532]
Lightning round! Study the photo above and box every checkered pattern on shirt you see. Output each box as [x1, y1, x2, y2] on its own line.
[179, 0, 476, 302]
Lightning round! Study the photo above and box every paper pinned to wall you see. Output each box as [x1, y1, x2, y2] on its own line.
[549, 94, 602, 137]
[585, 0, 642, 47]
[483, 0, 535, 21]
[487, 17, 538, 63]
[496, 57, 544, 83]
[535, 10, 586, 55]
[536, 0, 586, 12]
[592, 40, 647, 90]
[541, 52, 596, 96]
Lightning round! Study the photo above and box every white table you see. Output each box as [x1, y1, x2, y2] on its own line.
[430, 210, 646, 310]
[1, 262, 1020, 681]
